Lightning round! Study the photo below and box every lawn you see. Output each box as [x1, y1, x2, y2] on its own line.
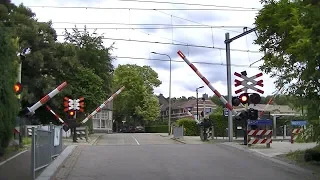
[278, 145, 320, 175]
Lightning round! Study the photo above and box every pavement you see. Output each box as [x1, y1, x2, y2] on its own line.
[50, 133, 319, 180]
[0, 133, 101, 180]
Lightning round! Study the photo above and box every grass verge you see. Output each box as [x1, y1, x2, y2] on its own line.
[276, 145, 320, 176]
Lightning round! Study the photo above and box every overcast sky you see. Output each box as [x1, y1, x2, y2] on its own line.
[12, 0, 277, 98]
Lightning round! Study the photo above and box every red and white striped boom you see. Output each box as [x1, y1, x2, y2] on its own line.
[177, 50, 237, 115]
[81, 86, 125, 124]
[45, 105, 66, 124]
[183, 108, 199, 123]
[27, 81, 67, 116]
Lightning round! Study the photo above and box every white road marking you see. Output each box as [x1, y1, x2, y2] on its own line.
[131, 135, 140, 145]
[0, 149, 28, 166]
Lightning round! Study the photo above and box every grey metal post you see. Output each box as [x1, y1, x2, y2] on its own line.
[273, 115, 277, 139]
[168, 54, 172, 135]
[31, 127, 35, 180]
[283, 125, 287, 140]
[49, 122, 53, 162]
[225, 33, 233, 142]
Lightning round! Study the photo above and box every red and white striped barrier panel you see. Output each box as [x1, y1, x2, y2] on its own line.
[45, 105, 66, 124]
[22, 82, 68, 116]
[247, 129, 272, 145]
[291, 128, 303, 144]
[177, 50, 237, 116]
[81, 86, 125, 124]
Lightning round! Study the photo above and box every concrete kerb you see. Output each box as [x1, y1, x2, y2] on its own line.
[219, 142, 317, 178]
[171, 138, 186, 144]
[36, 145, 77, 180]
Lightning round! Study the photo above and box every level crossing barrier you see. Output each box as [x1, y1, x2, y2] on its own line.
[290, 120, 307, 144]
[247, 119, 272, 148]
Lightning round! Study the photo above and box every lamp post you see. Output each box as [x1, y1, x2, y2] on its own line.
[196, 86, 204, 121]
[151, 52, 172, 135]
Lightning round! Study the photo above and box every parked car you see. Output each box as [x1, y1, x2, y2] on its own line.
[135, 126, 145, 133]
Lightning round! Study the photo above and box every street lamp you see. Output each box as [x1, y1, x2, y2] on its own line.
[196, 86, 204, 121]
[151, 51, 172, 135]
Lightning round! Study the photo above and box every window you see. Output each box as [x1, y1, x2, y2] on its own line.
[93, 113, 100, 119]
[205, 107, 212, 113]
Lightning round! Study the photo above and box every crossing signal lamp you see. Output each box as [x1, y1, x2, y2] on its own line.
[249, 93, 261, 104]
[239, 93, 249, 105]
[67, 110, 75, 119]
[14, 82, 23, 95]
[232, 97, 241, 106]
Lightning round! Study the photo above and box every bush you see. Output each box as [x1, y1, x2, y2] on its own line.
[145, 125, 168, 133]
[176, 118, 199, 136]
[304, 146, 320, 162]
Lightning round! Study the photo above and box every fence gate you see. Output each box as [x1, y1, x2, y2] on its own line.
[31, 123, 63, 179]
[173, 126, 184, 139]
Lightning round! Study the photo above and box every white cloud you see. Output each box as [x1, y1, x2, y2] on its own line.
[12, 0, 278, 99]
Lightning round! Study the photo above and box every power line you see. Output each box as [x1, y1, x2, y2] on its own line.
[53, 26, 250, 30]
[27, 5, 259, 11]
[114, 0, 261, 10]
[113, 56, 259, 68]
[57, 35, 261, 53]
[47, 22, 251, 28]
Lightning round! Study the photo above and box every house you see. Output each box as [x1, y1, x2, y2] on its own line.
[91, 101, 113, 133]
[233, 104, 300, 116]
[158, 93, 217, 121]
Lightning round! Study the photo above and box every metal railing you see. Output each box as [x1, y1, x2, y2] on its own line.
[31, 123, 63, 179]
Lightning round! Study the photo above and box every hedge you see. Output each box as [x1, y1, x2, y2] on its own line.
[304, 145, 320, 162]
[176, 118, 199, 136]
[145, 125, 168, 133]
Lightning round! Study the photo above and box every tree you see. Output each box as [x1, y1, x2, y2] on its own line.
[0, 25, 19, 155]
[63, 26, 114, 94]
[210, 95, 225, 107]
[112, 64, 161, 124]
[0, 1, 115, 123]
[254, 0, 320, 142]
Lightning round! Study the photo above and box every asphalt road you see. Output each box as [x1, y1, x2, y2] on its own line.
[0, 150, 31, 180]
[96, 133, 182, 145]
[59, 133, 318, 180]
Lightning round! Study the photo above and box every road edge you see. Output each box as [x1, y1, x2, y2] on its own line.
[219, 142, 318, 178]
[170, 138, 186, 144]
[35, 145, 77, 180]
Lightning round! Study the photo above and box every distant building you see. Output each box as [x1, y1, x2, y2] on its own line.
[157, 93, 217, 121]
[233, 104, 300, 116]
[91, 101, 113, 133]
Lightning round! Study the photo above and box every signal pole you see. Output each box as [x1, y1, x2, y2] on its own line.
[225, 27, 257, 142]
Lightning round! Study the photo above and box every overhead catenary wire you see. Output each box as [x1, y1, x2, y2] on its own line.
[56, 34, 262, 53]
[52, 26, 253, 30]
[113, 56, 260, 68]
[113, 0, 261, 10]
[27, 5, 259, 11]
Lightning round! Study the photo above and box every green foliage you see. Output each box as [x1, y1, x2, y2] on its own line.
[209, 106, 228, 137]
[176, 118, 199, 136]
[112, 64, 161, 123]
[255, 0, 320, 141]
[145, 125, 168, 133]
[304, 146, 320, 162]
[0, 25, 19, 154]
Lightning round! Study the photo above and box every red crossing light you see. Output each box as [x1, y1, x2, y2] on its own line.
[14, 82, 23, 95]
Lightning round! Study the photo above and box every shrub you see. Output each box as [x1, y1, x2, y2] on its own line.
[176, 118, 199, 136]
[304, 146, 320, 162]
[145, 125, 168, 133]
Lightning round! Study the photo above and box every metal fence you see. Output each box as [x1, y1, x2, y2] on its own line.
[173, 126, 184, 139]
[31, 123, 63, 179]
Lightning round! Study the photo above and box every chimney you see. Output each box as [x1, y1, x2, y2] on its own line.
[202, 93, 208, 100]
